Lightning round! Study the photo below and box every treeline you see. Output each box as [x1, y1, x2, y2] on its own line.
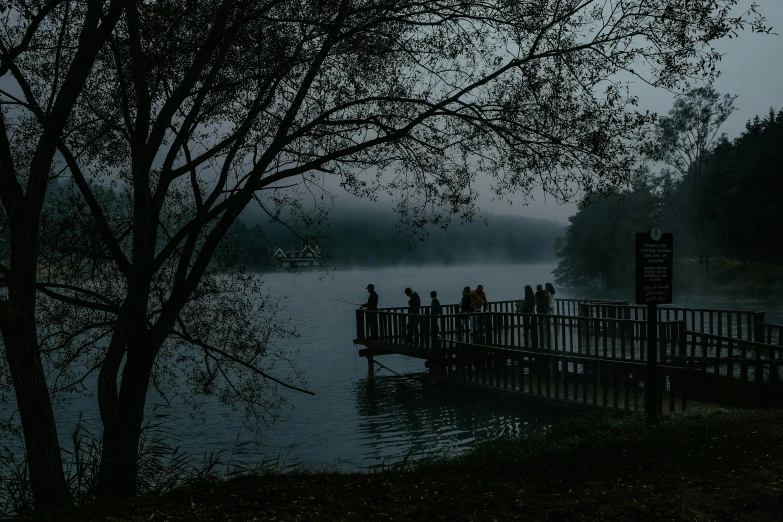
[555, 102, 783, 289]
[229, 205, 565, 268]
[0, 188, 563, 271]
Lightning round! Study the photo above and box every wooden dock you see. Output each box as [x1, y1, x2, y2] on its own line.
[354, 298, 783, 414]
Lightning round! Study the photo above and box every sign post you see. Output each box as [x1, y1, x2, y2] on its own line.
[636, 228, 673, 423]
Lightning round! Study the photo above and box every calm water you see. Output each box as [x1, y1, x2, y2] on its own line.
[12, 264, 783, 472]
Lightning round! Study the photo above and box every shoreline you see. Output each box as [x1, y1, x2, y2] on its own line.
[22, 408, 783, 521]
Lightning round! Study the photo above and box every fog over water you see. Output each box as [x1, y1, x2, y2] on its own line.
[35, 263, 783, 473]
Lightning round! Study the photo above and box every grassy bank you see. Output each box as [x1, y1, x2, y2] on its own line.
[22, 408, 783, 521]
[674, 258, 783, 300]
[710, 260, 783, 300]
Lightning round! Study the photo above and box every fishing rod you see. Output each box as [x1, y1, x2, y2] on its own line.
[328, 298, 363, 306]
[373, 359, 423, 385]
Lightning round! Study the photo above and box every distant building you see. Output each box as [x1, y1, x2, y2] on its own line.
[273, 244, 321, 268]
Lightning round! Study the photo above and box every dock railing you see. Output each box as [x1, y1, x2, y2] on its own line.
[574, 302, 766, 342]
[356, 299, 783, 413]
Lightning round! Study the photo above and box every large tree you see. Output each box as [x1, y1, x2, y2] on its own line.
[0, 0, 771, 508]
[645, 86, 737, 281]
[0, 0, 126, 510]
[707, 108, 783, 263]
[554, 167, 660, 288]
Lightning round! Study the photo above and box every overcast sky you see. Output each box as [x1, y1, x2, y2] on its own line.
[5, 2, 779, 228]
[490, 0, 783, 224]
[333, 0, 783, 225]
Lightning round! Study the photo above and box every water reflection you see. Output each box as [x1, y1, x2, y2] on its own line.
[22, 264, 783, 473]
[352, 372, 561, 465]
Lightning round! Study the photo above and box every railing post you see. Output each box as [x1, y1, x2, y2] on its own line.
[356, 309, 365, 340]
[431, 314, 440, 358]
[678, 320, 687, 357]
[658, 321, 668, 416]
[578, 303, 589, 349]
[646, 303, 659, 423]
[753, 311, 766, 343]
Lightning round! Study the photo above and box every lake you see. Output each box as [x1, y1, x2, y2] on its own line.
[11, 263, 783, 474]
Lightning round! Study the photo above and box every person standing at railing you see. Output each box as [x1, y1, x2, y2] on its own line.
[545, 283, 556, 315]
[535, 285, 549, 314]
[460, 286, 474, 341]
[522, 285, 536, 313]
[404, 287, 421, 345]
[535, 284, 554, 345]
[430, 290, 442, 341]
[520, 285, 536, 338]
[360, 284, 379, 340]
[471, 285, 489, 341]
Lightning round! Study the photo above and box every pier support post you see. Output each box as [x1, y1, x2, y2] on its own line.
[753, 311, 765, 344]
[646, 303, 659, 423]
[367, 354, 374, 373]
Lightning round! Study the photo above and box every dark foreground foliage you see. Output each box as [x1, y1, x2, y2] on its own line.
[20, 408, 783, 521]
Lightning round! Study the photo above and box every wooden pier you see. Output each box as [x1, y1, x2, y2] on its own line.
[354, 299, 783, 414]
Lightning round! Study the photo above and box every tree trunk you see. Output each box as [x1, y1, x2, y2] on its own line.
[96, 414, 143, 499]
[1, 223, 71, 511]
[96, 347, 154, 499]
[4, 332, 72, 510]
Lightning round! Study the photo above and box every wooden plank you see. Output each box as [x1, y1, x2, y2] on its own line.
[536, 350, 542, 397]
[700, 336, 708, 397]
[613, 362, 619, 409]
[754, 341, 764, 393]
[545, 354, 551, 398]
[699, 310, 704, 338]
[481, 347, 487, 385]
[623, 362, 630, 411]
[718, 339, 724, 399]
[503, 352, 509, 389]
[583, 361, 588, 405]
[510, 355, 516, 391]
[633, 366, 640, 412]
[729, 312, 734, 340]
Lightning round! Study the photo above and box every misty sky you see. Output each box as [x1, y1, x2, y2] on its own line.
[5, 2, 781, 228]
[333, 1, 783, 225]
[488, 1, 783, 224]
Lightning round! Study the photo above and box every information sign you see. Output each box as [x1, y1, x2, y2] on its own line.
[635, 230, 673, 304]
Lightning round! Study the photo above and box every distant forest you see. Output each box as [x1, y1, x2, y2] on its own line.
[0, 183, 563, 271]
[555, 101, 783, 291]
[229, 206, 565, 268]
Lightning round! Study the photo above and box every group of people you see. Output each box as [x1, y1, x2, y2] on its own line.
[359, 282, 556, 345]
[518, 283, 557, 315]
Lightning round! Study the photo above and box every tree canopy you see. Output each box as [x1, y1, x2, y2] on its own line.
[0, 0, 772, 511]
[555, 104, 783, 289]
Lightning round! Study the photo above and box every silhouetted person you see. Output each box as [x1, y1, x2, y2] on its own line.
[404, 287, 421, 344]
[460, 286, 473, 340]
[430, 290, 442, 341]
[471, 284, 489, 311]
[523, 285, 536, 313]
[430, 290, 442, 316]
[545, 282, 556, 315]
[471, 284, 488, 340]
[521, 284, 536, 338]
[535, 284, 549, 314]
[360, 284, 379, 340]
